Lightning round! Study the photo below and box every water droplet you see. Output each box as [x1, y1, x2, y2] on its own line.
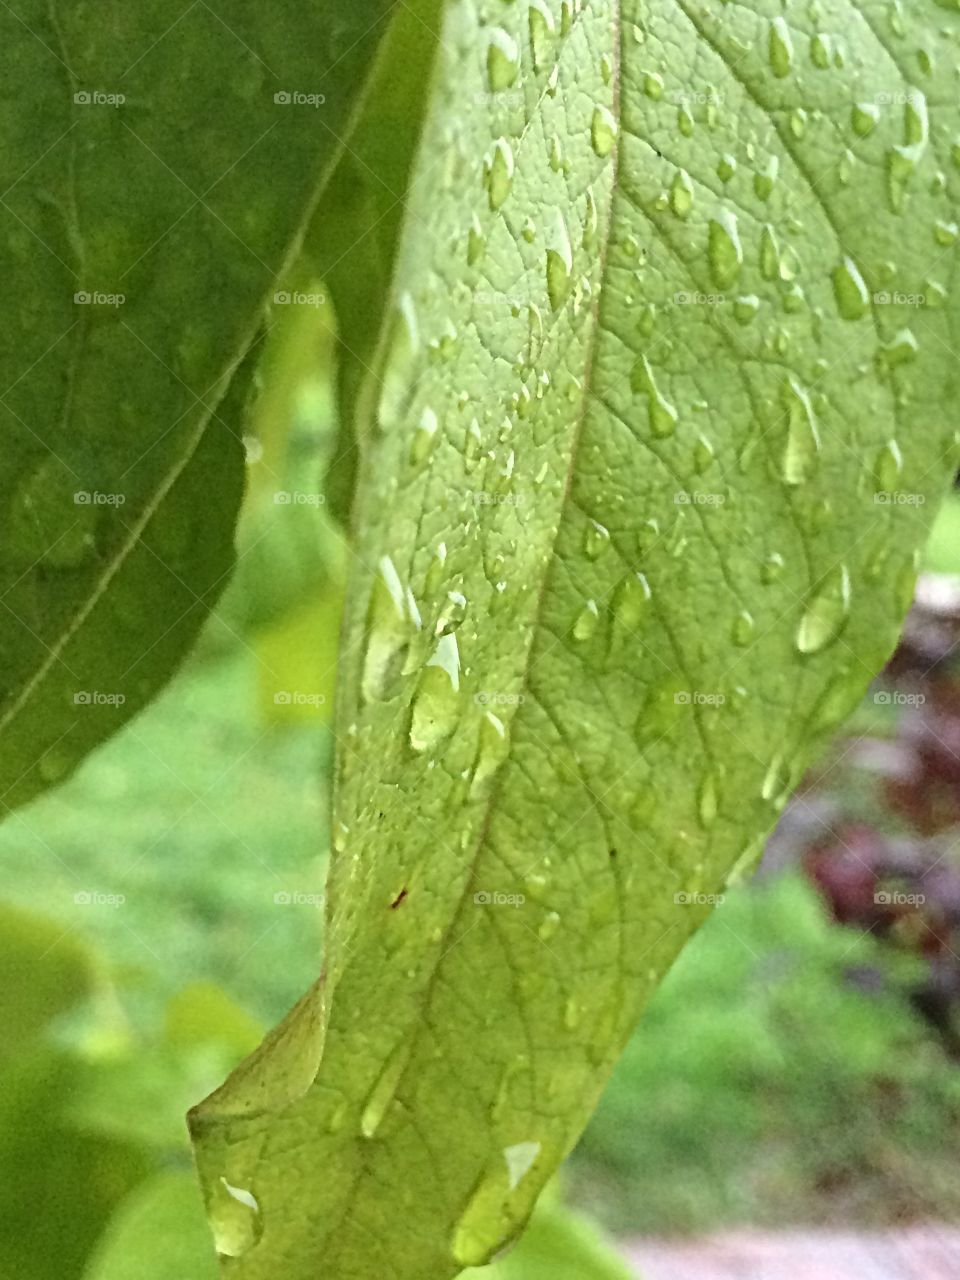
[538, 911, 561, 940]
[361, 1041, 411, 1138]
[669, 169, 694, 219]
[591, 104, 618, 158]
[362, 556, 415, 704]
[761, 553, 785, 584]
[731, 611, 755, 647]
[832, 257, 870, 321]
[708, 211, 742, 289]
[471, 711, 510, 798]
[467, 215, 486, 267]
[873, 439, 903, 493]
[376, 293, 419, 433]
[851, 101, 880, 137]
[697, 773, 719, 828]
[210, 1179, 262, 1258]
[410, 406, 439, 465]
[485, 139, 515, 211]
[545, 210, 573, 310]
[584, 519, 610, 559]
[631, 356, 678, 438]
[780, 377, 821, 486]
[528, 0, 556, 71]
[769, 16, 794, 78]
[436, 590, 467, 636]
[753, 155, 779, 202]
[452, 1140, 544, 1267]
[733, 294, 760, 325]
[573, 599, 600, 642]
[796, 565, 851, 655]
[487, 28, 520, 91]
[878, 328, 919, 368]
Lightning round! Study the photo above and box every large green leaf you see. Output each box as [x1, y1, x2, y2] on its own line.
[314, 0, 446, 523]
[192, 1, 960, 1276]
[0, 0, 395, 813]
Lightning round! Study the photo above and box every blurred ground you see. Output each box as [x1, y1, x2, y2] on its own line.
[629, 1227, 960, 1279]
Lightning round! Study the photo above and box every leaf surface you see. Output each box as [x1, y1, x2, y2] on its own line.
[192, 2, 960, 1276]
[0, 0, 395, 811]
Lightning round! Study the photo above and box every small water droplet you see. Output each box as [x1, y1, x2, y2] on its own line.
[631, 356, 678, 438]
[485, 138, 515, 212]
[545, 210, 573, 310]
[584, 519, 610, 559]
[361, 1041, 412, 1138]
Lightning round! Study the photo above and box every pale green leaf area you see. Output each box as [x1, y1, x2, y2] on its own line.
[0, 0, 395, 813]
[192, 2, 960, 1277]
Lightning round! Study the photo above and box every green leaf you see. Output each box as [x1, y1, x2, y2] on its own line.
[84, 1172, 217, 1280]
[192, 2, 960, 1276]
[313, 0, 447, 524]
[480, 1190, 630, 1280]
[0, 900, 94, 1055]
[0, 0, 397, 813]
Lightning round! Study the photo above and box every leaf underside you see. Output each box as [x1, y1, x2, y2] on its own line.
[0, 0, 394, 812]
[192, 2, 960, 1277]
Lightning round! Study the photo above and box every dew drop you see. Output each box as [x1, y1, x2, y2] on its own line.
[545, 210, 573, 310]
[361, 1041, 411, 1138]
[409, 635, 461, 753]
[584, 519, 611, 559]
[708, 211, 743, 290]
[591, 104, 618, 158]
[796, 565, 851, 655]
[832, 256, 870, 321]
[873, 439, 903, 493]
[631, 356, 678, 438]
[528, 0, 556, 72]
[210, 1179, 263, 1259]
[485, 139, 515, 212]
[362, 556, 415, 704]
[780, 378, 821, 487]
[769, 16, 794, 78]
[487, 28, 520, 91]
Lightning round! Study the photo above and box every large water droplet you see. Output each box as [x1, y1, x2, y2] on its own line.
[210, 1179, 263, 1258]
[376, 293, 419, 434]
[362, 556, 416, 704]
[780, 378, 821, 486]
[769, 17, 794, 78]
[708, 211, 743, 290]
[487, 28, 520, 91]
[545, 210, 573, 310]
[409, 634, 461, 753]
[528, 0, 556, 71]
[832, 257, 870, 320]
[591, 104, 618, 158]
[485, 139, 515, 211]
[796, 565, 851, 655]
[631, 356, 679, 438]
[452, 1140, 544, 1267]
